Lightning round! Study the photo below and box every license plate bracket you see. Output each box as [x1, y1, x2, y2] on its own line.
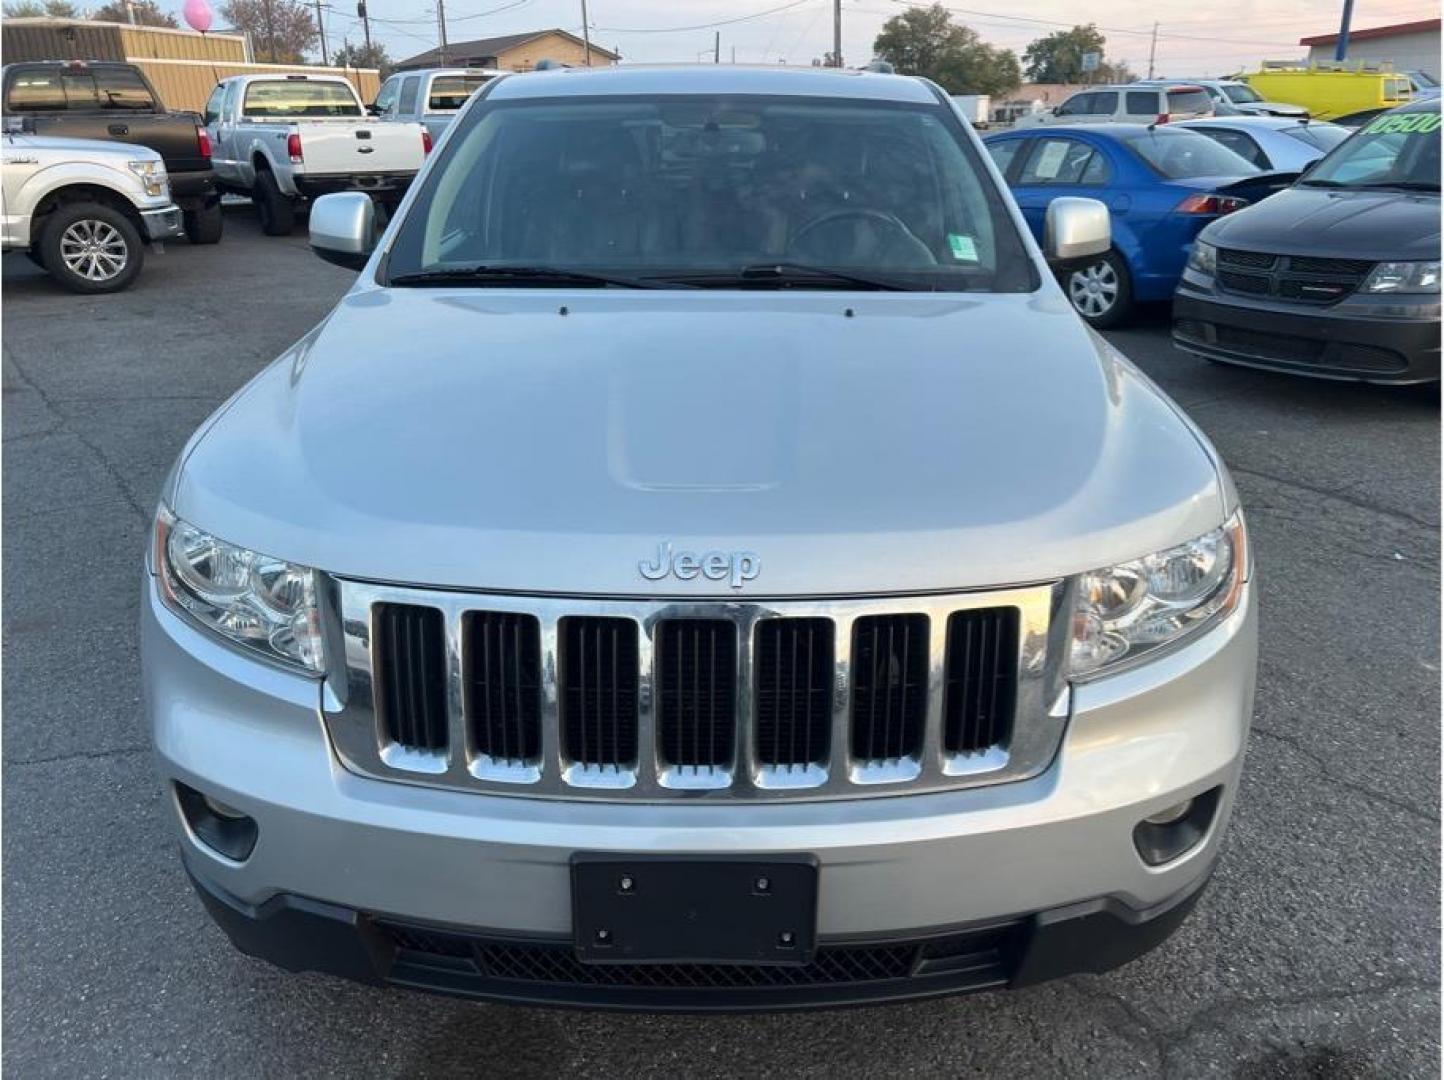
[571, 854, 818, 966]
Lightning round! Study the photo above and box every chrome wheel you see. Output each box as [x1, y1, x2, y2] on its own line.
[58, 219, 129, 282]
[1068, 259, 1119, 318]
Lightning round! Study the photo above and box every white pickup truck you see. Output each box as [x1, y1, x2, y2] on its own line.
[203, 74, 428, 236]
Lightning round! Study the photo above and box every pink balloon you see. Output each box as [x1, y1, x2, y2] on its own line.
[183, 0, 213, 34]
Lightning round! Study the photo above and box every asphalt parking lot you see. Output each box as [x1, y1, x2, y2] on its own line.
[3, 204, 1439, 1078]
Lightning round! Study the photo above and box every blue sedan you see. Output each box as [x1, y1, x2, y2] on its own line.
[984, 124, 1289, 326]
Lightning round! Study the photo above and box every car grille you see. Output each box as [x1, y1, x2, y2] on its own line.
[327, 581, 1068, 801]
[1216, 248, 1374, 305]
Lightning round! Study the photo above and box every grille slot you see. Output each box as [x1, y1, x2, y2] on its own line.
[656, 620, 737, 772]
[560, 617, 639, 769]
[374, 603, 449, 753]
[755, 618, 834, 769]
[943, 608, 1019, 755]
[1217, 269, 1270, 295]
[464, 611, 542, 765]
[1286, 254, 1373, 275]
[850, 615, 928, 763]
[1217, 248, 1276, 269]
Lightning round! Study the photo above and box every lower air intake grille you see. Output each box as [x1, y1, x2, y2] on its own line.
[944, 608, 1019, 754]
[851, 615, 928, 762]
[560, 617, 639, 769]
[465, 611, 542, 765]
[657, 620, 737, 771]
[755, 618, 834, 768]
[374, 603, 449, 752]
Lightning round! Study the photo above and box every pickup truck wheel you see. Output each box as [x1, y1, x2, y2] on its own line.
[254, 169, 296, 236]
[39, 202, 143, 294]
[1064, 250, 1133, 329]
[184, 201, 224, 245]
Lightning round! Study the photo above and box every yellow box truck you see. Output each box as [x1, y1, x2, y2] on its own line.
[1243, 62, 1413, 120]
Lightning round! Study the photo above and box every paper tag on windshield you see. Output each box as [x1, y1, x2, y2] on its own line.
[948, 234, 978, 262]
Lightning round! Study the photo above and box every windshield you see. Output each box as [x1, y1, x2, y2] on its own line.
[385, 94, 1037, 292]
[1301, 109, 1441, 189]
[1119, 128, 1260, 178]
[1222, 83, 1264, 104]
[428, 75, 493, 112]
[243, 80, 361, 118]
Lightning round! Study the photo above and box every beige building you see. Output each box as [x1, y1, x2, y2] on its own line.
[1301, 18, 1440, 80]
[395, 29, 619, 72]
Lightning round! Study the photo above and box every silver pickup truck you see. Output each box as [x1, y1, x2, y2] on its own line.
[203, 73, 428, 235]
[372, 67, 501, 142]
[145, 65, 1257, 1011]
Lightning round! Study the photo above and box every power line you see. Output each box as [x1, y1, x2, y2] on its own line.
[594, 0, 815, 35]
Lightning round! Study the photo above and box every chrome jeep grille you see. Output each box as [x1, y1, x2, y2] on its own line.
[324, 580, 1070, 802]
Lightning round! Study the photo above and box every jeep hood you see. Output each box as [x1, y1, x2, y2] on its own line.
[171, 288, 1228, 596]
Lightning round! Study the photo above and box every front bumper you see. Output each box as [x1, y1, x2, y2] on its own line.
[1174, 274, 1442, 384]
[144, 575, 1257, 1006]
[139, 205, 185, 242]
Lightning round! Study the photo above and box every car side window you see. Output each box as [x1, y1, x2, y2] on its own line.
[1055, 93, 1093, 117]
[1125, 91, 1158, 116]
[1195, 127, 1268, 168]
[203, 85, 225, 125]
[1017, 137, 1103, 185]
[1090, 91, 1119, 116]
[398, 76, 420, 116]
[373, 76, 400, 116]
[5, 70, 66, 111]
[985, 139, 1023, 177]
[222, 80, 241, 119]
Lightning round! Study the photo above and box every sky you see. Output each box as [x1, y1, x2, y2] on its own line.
[193, 0, 1440, 78]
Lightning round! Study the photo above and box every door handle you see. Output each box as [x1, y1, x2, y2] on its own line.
[108, 123, 128, 136]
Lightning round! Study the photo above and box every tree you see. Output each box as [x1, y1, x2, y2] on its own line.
[1022, 24, 1124, 85]
[219, 0, 316, 63]
[872, 4, 1020, 97]
[3, 0, 79, 16]
[91, 0, 178, 25]
[333, 41, 392, 77]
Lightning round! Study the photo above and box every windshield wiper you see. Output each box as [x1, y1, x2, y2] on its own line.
[1296, 177, 1351, 187]
[659, 263, 918, 292]
[388, 265, 672, 289]
[1352, 180, 1440, 192]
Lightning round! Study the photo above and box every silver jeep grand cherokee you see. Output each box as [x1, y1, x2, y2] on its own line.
[142, 65, 1257, 1010]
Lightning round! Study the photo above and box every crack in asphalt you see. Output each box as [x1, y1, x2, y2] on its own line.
[1249, 725, 1440, 824]
[1230, 465, 1440, 533]
[5, 744, 149, 767]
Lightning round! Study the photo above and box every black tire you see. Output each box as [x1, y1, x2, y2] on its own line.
[184, 200, 224, 245]
[253, 168, 296, 236]
[38, 200, 144, 294]
[1063, 249, 1133, 329]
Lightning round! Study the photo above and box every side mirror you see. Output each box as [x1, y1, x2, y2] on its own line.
[366, 103, 382, 116]
[309, 192, 377, 271]
[1044, 196, 1110, 266]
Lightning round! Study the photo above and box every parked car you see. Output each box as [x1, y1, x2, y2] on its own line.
[1242, 64, 1413, 121]
[1141, 78, 1307, 118]
[146, 64, 1258, 1011]
[372, 67, 501, 142]
[1404, 70, 1441, 100]
[1175, 117, 1351, 171]
[1, 130, 183, 292]
[1, 60, 221, 243]
[984, 123, 1292, 326]
[949, 93, 990, 128]
[1174, 99, 1440, 383]
[203, 74, 429, 235]
[1013, 83, 1214, 129]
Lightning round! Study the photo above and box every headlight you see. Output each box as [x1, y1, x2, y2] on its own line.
[1070, 512, 1247, 677]
[128, 159, 168, 198]
[154, 506, 326, 673]
[1186, 240, 1217, 276]
[1360, 260, 1441, 294]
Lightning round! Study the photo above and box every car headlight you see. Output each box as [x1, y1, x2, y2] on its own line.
[1070, 512, 1248, 677]
[154, 506, 325, 673]
[1186, 239, 1217, 276]
[1360, 260, 1441, 294]
[128, 159, 168, 198]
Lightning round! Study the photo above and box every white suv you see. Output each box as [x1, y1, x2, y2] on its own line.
[1017, 83, 1215, 128]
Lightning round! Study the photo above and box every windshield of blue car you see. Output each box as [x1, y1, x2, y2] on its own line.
[1118, 128, 1261, 178]
[1282, 123, 1350, 152]
[1222, 84, 1264, 104]
[385, 94, 1038, 292]
[1301, 110, 1441, 189]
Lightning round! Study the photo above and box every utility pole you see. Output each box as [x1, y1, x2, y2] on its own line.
[714, 31, 720, 63]
[1147, 22, 1158, 79]
[123, 0, 138, 25]
[580, 0, 592, 66]
[437, 0, 448, 66]
[831, 0, 841, 67]
[356, 0, 371, 51]
[315, 0, 328, 64]
[263, 0, 277, 62]
[1334, 0, 1355, 61]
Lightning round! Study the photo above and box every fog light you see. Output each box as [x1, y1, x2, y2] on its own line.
[1133, 786, 1222, 867]
[176, 782, 258, 862]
